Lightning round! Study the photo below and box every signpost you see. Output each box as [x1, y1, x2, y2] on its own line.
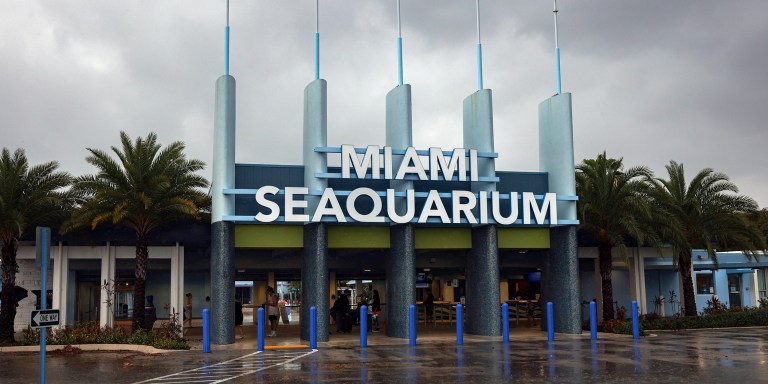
[31, 309, 60, 328]
[35, 227, 51, 384]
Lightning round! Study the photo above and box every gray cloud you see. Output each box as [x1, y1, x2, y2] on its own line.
[1, 1, 766, 207]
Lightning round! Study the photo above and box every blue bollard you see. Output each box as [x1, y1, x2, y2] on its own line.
[502, 302, 509, 343]
[409, 304, 416, 346]
[360, 305, 367, 348]
[456, 303, 464, 345]
[547, 302, 554, 342]
[258, 307, 265, 352]
[202, 309, 211, 353]
[310, 306, 317, 350]
[631, 301, 640, 339]
[589, 301, 597, 341]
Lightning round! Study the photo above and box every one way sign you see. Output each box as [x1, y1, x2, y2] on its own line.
[30, 309, 60, 328]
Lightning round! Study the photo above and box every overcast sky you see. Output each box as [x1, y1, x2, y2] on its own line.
[1, 1, 766, 208]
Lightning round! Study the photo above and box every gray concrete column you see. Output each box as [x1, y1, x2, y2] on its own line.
[538, 93, 576, 222]
[301, 222, 329, 342]
[301, 78, 329, 341]
[303, 79, 328, 214]
[539, 93, 581, 334]
[385, 85, 416, 339]
[466, 225, 501, 336]
[211, 74, 236, 345]
[542, 225, 581, 333]
[387, 224, 416, 338]
[211, 221, 235, 344]
[462, 89, 500, 336]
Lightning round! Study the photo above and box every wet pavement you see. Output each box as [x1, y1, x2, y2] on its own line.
[1, 326, 767, 383]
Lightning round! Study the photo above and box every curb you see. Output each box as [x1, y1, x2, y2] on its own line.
[0, 344, 180, 354]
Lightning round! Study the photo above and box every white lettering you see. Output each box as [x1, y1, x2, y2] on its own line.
[451, 190, 477, 224]
[386, 189, 415, 224]
[347, 188, 385, 223]
[430, 148, 466, 181]
[342, 144, 380, 179]
[523, 192, 557, 225]
[255, 186, 280, 222]
[479, 190, 488, 224]
[492, 192, 519, 225]
[284, 187, 309, 222]
[395, 147, 428, 181]
[418, 190, 450, 224]
[384, 146, 393, 179]
[312, 188, 346, 223]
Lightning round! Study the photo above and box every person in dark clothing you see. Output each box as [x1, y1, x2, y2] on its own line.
[234, 299, 244, 339]
[424, 291, 435, 323]
[332, 291, 351, 333]
[371, 290, 381, 313]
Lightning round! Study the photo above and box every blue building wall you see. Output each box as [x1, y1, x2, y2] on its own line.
[644, 269, 680, 316]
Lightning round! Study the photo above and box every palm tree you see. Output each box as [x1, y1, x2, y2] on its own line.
[576, 152, 664, 320]
[64, 132, 209, 331]
[648, 161, 765, 316]
[0, 149, 71, 343]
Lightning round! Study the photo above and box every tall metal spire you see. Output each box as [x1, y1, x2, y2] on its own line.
[476, 0, 483, 91]
[224, 0, 230, 75]
[553, 0, 562, 94]
[315, 0, 320, 80]
[397, 0, 403, 86]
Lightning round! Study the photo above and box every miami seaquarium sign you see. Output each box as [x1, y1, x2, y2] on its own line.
[247, 145, 564, 226]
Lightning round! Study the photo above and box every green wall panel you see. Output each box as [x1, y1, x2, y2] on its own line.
[498, 227, 550, 249]
[235, 225, 303, 248]
[234, 225, 550, 250]
[415, 228, 472, 249]
[328, 226, 390, 249]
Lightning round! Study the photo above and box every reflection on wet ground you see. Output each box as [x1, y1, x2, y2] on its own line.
[1, 327, 766, 383]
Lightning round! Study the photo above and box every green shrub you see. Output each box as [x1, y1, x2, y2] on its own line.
[611, 320, 645, 336]
[642, 308, 768, 330]
[16, 321, 188, 350]
[702, 296, 728, 315]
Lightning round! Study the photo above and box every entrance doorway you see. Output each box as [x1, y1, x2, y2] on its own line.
[728, 274, 742, 307]
[75, 280, 100, 323]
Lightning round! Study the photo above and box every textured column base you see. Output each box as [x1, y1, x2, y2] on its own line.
[466, 225, 501, 336]
[301, 223, 329, 342]
[386, 224, 416, 339]
[542, 225, 581, 334]
[211, 221, 235, 345]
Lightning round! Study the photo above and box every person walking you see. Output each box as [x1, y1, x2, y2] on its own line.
[235, 299, 244, 339]
[184, 293, 193, 329]
[371, 290, 381, 332]
[266, 287, 279, 337]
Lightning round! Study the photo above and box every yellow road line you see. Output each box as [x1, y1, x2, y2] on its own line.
[264, 344, 310, 349]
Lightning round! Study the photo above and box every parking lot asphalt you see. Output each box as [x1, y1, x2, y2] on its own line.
[1, 326, 767, 383]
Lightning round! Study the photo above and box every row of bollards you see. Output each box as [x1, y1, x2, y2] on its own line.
[540, 300, 640, 343]
[202, 305, 317, 353]
[199, 300, 642, 353]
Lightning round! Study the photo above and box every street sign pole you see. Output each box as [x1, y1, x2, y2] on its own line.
[36, 227, 50, 384]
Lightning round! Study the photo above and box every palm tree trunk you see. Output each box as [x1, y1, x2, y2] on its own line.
[132, 233, 149, 331]
[679, 250, 698, 317]
[0, 240, 18, 343]
[598, 243, 615, 321]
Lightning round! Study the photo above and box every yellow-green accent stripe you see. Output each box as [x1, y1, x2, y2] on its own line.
[328, 226, 390, 249]
[498, 227, 549, 249]
[235, 225, 303, 248]
[234, 225, 550, 250]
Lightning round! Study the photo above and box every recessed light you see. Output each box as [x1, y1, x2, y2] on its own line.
[364, 269, 372, 272]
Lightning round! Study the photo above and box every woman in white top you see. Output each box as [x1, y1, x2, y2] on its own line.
[266, 287, 279, 337]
